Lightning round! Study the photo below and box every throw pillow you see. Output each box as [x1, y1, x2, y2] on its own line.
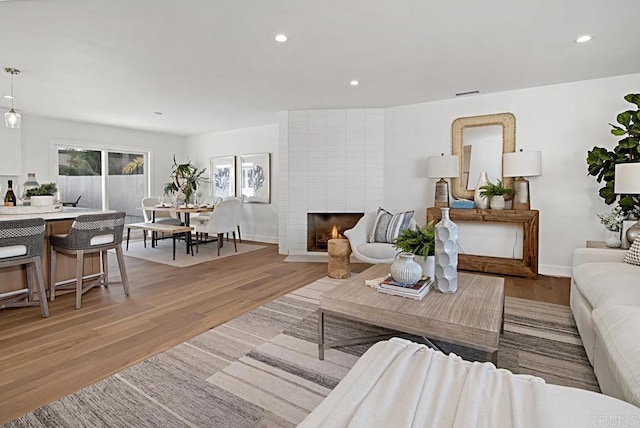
[368, 208, 415, 243]
[624, 237, 640, 266]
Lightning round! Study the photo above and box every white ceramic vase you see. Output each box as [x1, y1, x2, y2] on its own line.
[605, 230, 622, 248]
[416, 255, 435, 279]
[390, 252, 422, 285]
[490, 195, 505, 210]
[435, 208, 458, 293]
[474, 172, 490, 209]
[30, 195, 55, 206]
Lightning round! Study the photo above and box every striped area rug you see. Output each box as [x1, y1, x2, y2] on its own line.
[6, 277, 598, 427]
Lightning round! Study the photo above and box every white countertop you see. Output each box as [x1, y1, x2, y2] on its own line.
[0, 207, 114, 221]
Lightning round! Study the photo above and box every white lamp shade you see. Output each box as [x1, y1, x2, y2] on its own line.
[426, 154, 459, 178]
[614, 163, 640, 194]
[503, 150, 542, 177]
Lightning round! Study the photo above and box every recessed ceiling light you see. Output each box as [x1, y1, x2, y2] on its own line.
[275, 34, 288, 43]
[153, 111, 163, 115]
[350, 80, 359, 86]
[2, 95, 14, 100]
[576, 35, 592, 43]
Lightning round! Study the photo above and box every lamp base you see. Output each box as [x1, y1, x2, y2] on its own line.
[434, 178, 450, 208]
[512, 176, 530, 210]
[626, 221, 640, 246]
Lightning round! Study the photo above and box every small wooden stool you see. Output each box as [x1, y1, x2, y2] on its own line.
[328, 238, 351, 279]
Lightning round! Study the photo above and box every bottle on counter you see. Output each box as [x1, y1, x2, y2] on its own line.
[4, 180, 17, 207]
[22, 172, 39, 206]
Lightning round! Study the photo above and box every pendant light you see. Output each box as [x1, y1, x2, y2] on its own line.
[4, 67, 21, 129]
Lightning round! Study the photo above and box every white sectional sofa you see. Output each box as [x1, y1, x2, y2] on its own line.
[571, 247, 640, 407]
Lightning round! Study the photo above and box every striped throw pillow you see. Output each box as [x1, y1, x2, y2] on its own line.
[368, 208, 415, 243]
[624, 237, 640, 266]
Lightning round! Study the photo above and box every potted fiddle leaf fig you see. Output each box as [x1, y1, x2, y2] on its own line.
[586, 93, 640, 214]
[394, 222, 436, 278]
[479, 179, 515, 210]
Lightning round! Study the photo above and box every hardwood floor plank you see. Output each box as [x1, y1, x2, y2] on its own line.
[0, 243, 568, 423]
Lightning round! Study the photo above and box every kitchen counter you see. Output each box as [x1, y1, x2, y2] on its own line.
[0, 207, 113, 221]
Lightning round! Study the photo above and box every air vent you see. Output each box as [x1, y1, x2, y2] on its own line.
[455, 90, 480, 97]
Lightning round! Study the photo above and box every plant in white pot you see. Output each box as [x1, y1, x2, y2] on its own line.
[26, 182, 58, 206]
[393, 222, 435, 278]
[479, 179, 515, 210]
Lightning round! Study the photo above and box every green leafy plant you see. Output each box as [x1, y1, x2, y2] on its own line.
[393, 222, 435, 258]
[26, 182, 58, 197]
[163, 156, 208, 202]
[586, 93, 640, 213]
[478, 179, 515, 199]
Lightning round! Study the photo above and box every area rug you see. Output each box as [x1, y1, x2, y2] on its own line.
[122, 238, 266, 267]
[5, 277, 598, 427]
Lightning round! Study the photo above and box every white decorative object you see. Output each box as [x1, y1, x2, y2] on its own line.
[490, 195, 506, 210]
[435, 208, 458, 293]
[390, 252, 422, 285]
[606, 230, 622, 248]
[473, 172, 490, 209]
[29, 195, 56, 206]
[416, 255, 435, 278]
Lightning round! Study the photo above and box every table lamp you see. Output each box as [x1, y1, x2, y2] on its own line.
[614, 163, 640, 245]
[503, 149, 542, 210]
[427, 153, 459, 208]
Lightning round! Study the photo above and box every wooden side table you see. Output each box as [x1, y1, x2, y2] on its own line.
[586, 240, 617, 249]
[328, 238, 351, 279]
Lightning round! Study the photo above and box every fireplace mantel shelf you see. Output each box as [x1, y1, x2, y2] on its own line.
[426, 208, 539, 279]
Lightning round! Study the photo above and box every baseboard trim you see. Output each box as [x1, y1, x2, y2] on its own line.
[539, 264, 571, 278]
[242, 234, 278, 244]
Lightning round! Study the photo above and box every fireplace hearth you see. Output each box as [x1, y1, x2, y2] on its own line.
[307, 213, 363, 252]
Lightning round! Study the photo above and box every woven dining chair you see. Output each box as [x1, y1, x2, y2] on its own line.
[0, 218, 49, 317]
[49, 212, 129, 309]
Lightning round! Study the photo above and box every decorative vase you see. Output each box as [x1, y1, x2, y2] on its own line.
[435, 208, 458, 293]
[473, 172, 490, 209]
[416, 255, 435, 279]
[30, 195, 55, 206]
[490, 195, 505, 210]
[605, 230, 622, 248]
[390, 252, 422, 285]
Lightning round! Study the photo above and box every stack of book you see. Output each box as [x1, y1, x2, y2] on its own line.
[377, 277, 433, 300]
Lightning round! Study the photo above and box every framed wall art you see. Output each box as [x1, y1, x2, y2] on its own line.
[240, 153, 270, 203]
[210, 155, 236, 199]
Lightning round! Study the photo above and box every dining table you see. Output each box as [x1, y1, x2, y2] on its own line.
[141, 205, 215, 253]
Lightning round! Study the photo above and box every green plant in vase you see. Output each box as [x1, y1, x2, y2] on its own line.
[25, 182, 58, 197]
[394, 222, 435, 277]
[479, 179, 515, 210]
[163, 156, 208, 204]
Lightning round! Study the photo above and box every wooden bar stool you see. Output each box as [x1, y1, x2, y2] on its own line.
[50, 212, 129, 309]
[0, 218, 49, 317]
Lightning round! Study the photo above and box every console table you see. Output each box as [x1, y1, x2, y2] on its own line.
[426, 208, 539, 279]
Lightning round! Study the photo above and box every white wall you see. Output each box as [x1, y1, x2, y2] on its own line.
[186, 123, 280, 243]
[19, 115, 185, 198]
[385, 72, 640, 276]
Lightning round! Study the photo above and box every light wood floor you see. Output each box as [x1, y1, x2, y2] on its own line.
[0, 243, 570, 423]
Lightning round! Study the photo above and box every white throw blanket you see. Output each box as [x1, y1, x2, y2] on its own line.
[299, 338, 555, 428]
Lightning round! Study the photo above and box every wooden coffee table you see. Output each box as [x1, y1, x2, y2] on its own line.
[318, 264, 505, 363]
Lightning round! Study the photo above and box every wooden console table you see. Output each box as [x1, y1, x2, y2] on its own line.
[426, 208, 539, 279]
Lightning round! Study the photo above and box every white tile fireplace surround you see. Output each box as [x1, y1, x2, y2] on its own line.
[279, 109, 384, 255]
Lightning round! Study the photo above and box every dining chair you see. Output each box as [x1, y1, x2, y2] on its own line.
[194, 198, 242, 256]
[0, 218, 49, 317]
[49, 212, 129, 309]
[141, 197, 180, 224]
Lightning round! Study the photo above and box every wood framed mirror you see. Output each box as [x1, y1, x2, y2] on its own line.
[451, 112, 516, 200]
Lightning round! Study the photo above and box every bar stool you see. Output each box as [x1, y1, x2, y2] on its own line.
[0, 218, 49, 317]
[50, 212, 129, 309]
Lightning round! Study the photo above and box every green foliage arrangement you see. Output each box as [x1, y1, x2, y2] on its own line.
[163, 156, 208, 202]
[393, 222, 435, 258]
[586, 93, 640, 213]
[26, 182, 58, 197]
[479, 179, 515, 199]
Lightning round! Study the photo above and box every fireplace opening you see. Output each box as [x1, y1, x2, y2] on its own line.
[307, 212, 364, 252]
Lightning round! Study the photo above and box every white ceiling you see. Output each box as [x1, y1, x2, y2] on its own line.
[1, 0, 639, 136]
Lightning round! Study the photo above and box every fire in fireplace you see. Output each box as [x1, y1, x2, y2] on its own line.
[307, 213, 363, 252]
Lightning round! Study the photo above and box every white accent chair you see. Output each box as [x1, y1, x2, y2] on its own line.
[141, 197, 180, 225]
[344, 212, 417, 264]
[194, 198, 242, 256]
